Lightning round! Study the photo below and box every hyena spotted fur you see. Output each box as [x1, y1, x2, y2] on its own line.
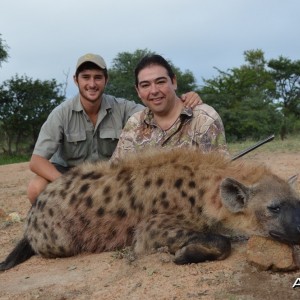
[1, 148, 300, 270]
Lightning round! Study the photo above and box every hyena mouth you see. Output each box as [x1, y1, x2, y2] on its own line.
[269, 230, 300, 245]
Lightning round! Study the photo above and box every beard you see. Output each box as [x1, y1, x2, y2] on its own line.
[78, 86, 104, 103]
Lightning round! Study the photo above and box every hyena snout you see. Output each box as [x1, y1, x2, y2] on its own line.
[268, 201, 300, 245]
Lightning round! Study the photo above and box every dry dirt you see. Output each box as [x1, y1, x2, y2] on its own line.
[0, 151, 300, 300]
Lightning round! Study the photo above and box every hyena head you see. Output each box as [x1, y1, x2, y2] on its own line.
[220, 174, 300, 244]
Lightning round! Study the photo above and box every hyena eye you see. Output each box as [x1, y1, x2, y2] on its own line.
[267, 205, 281, 214]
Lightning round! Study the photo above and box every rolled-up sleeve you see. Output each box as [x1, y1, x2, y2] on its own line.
[33, 108, 64, 159]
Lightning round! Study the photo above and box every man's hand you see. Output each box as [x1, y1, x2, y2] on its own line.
[181, 92, 203, 108]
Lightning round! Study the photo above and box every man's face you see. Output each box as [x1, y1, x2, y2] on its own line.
[136, 64, 178, 116]
[74, 69, 107, 103]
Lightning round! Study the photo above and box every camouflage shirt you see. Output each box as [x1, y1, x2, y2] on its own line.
[111, 104, 228, 161]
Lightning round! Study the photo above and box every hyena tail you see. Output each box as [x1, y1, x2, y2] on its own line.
[0, 237, 35, 271]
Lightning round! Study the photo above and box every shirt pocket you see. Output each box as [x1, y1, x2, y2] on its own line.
[65, 131, 88, 161]
[99, 129, 122, 158]
[66, 131, 86, 143]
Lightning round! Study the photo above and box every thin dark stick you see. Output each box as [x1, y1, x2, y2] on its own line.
[231, 134, 275, 161]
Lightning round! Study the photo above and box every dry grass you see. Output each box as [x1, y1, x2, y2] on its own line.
[229, 135, 299, 157]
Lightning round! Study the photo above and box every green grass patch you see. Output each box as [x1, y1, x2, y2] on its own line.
[0, 154, 30, 165]
[228, 134, 299, 157]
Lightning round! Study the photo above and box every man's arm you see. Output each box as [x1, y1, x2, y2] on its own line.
[29, 154, 62, 183]
[27, 154, 63, 203]
[30, 103, 65, 179]
[192, 104, 228, 155]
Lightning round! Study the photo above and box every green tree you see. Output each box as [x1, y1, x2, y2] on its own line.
[200, 49, 281, 141]
[0, 75, 65, 155]
[268, 56, 300, 139]
[106, 49, 198, 103]
[0, 34, 9, 67]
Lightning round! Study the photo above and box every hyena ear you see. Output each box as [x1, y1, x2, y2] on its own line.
[287, 174, 298, 189]
[220, 178, 250, 213]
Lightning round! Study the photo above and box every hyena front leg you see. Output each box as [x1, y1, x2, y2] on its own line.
[173, 232, 231, 264]
[133, 214, 231, 264]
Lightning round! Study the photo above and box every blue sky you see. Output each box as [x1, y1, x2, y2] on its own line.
[1, 0, 299, 98]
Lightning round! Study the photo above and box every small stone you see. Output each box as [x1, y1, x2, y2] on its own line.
[8, 212, 21, 223]
[246, 235, 299, 272]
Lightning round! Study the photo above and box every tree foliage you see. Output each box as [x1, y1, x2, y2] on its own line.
[0, 75, 65, 154]
[268, 56, 300, 138]
[105, 48, 198, 103]
[106, 49, 152, 103]
[200, 50, 285, 141]
[0, 34, 9, 67]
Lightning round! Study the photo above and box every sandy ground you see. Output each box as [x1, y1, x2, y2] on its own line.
[0, 151, 300, 300]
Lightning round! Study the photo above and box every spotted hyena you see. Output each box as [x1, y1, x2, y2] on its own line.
[1, 148, 300, 271]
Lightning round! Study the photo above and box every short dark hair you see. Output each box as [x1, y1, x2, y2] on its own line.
[75, 62, 108, 80]
[134, 54, 175, 87]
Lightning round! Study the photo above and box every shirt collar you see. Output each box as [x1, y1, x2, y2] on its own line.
[72, 94, 84, 112]
[72, 93, 112, 113]
[143, 106, 193, 126]
[100, 94, 113, 112]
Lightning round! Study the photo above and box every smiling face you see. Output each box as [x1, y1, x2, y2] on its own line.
[135, 64, 178, 116]
[74, 68, 107, 105]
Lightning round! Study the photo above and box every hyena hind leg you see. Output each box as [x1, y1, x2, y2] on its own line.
[174, 232, 231, 265]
